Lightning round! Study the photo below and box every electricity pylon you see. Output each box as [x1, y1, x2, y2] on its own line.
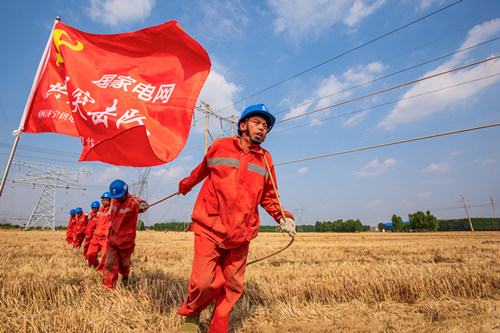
[131, 167, 151, 228]
[294, 208, 305, 232]
[10, 160, 91, 230]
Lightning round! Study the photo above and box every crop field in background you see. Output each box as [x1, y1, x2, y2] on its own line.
[0, 230, 499, 332]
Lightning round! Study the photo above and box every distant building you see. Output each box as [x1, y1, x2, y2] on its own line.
[385, 221, 410, 231]
[370, 226, 379, 232]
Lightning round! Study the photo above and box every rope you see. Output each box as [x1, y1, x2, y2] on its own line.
[276, 123, 500, 166]
[246, 151, 295, 266]
[247, 236, 294, 266]
[146, 191, 179, 208]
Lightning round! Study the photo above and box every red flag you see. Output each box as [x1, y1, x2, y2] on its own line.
[19, 20, 211, 167]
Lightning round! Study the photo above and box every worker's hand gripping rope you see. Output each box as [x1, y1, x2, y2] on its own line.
[139, 201, 149, 212]
[279, 217, 296, 237]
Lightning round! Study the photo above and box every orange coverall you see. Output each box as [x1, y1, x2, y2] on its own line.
[72, 214, 88, 248]
[83, 211, 98, 258]
[177, 136, 293, 332]
[65, 215, 76, 244]
[87, 205, 112, 269]
[103, 193, 144, 289]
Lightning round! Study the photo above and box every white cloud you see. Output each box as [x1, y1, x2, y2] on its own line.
[86, 0, 156, 26]
[194, 70, 241, 135]
[417, 191, 432, 198]
[297, 167, 308, 174]
[352, 158, 399, 177]
[268, 0, 384, 41]
[343, 110, 367, 127]
[416, 0, 445, 12]
[314, 74, 351, 110]
[284, 62, 386, 125]
[283, 99, 314, 120]
[379, 18, 500, 130]
[94, 167, 126, 184]
[475, 156, 496, 165]
[421, 151, 460, 173]
[344, 0, 387, 27]
[316, 62, 385, 109]
[198, 71, 240, 114]
[343, 62, 386, 84]
[151, 166, 184, 180]
[365, 199, 382, 208]
[422, 162, 449, 173]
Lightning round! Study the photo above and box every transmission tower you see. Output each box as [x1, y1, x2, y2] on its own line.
[131, 167, 151, 228]
[294, 208, 305, 232]
[10, 160, 91, 230]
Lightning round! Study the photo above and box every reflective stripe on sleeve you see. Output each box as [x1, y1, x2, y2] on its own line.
[208, 157, 240, 168]
[248, 163, 269, 178]
[110, 206, 130, 214]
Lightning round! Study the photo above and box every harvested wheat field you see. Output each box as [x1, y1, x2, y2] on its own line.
[0, 230, 499, 332]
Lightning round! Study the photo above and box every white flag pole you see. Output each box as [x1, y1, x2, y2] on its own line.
[0, 18, 59, 196]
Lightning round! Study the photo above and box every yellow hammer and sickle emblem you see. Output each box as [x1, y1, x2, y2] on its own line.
[53, 29, 84, 66]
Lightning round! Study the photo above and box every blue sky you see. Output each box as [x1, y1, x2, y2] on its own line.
[1, 0, 499, 227]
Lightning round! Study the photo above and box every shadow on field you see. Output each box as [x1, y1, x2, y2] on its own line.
[124, 268, 188, 313]
[228, 280, 264, 333]
[120, 270, 264, 332]
[194, 281, 264, 333]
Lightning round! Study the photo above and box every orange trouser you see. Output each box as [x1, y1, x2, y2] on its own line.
[102, 242, 134, 290]
[87, 236, 106, 268]
[83, 235, 93, 258]
[178, 234, 249, 333]
[65, 232, 73, 244]
[72, 232, 85, 248]
[96, 242, 107, 272]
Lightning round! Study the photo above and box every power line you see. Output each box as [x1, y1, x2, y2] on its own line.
[209, 34, 500, 137]
[275, 123, 500, 166]
[215, 0, 463, 113]
[273, 35, 500, 117]
[278, 55, 500, 124]
[273, 72, 500, 134]
[3, 56, 496, 169]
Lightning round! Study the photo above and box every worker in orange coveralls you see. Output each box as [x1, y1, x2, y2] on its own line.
[83, 201, 100, 259]
[72, 207, 88, 249]
[177, 104, 296, 333]
[102, 179, 148, 290]
[65, 209, 76, 244]
[87, 192, 112, 269]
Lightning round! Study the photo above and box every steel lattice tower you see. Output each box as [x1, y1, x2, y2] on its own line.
[131, 167, 151, 228]
[10, 160, 91, 230]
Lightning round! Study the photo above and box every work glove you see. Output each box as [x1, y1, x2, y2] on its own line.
[139, 202, 149, 212]
[279, 217, 296, 237]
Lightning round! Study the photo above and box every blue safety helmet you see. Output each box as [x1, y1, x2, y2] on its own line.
[70, 209, 76, 215]
[75, 207, 83, 213]
[238, 104, 276, 136]
[91, 201, 100, 208]
[109, 179, 128, 198]
[101, 191, 112, 199]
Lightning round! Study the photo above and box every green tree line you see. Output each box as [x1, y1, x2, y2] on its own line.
[151, 222, 191, 232]
[437, 218, 500, 231]
[314, 219, 363, 233]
